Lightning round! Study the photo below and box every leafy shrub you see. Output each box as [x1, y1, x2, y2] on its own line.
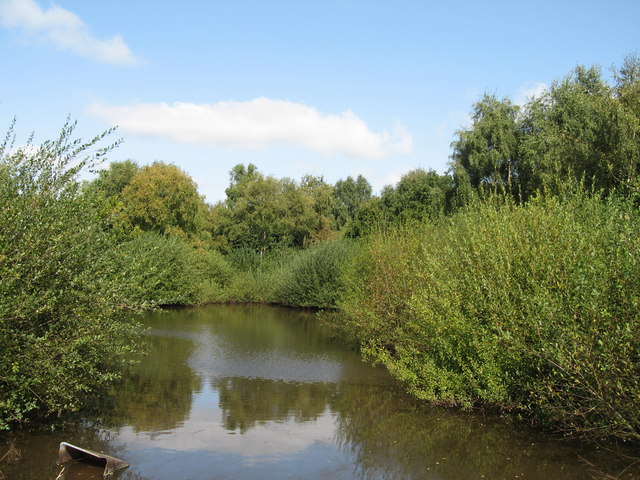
[222, 248, 295, 303]
[112, 232, 231, 305]
[199, 249, 234, 302]
[0, 121, 143, 428]
[338, 191, 640, 441]
[272, 240, 355, 308]
[223, 270, 271, 303]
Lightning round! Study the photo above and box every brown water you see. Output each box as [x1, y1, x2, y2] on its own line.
[3, 305, 639, 479]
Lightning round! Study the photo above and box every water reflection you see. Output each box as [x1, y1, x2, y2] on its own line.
[332, 382, 623, 480]
[216, 377, 333, 432]
[98, 330, 201, 432]
[5, 305, 639, 480]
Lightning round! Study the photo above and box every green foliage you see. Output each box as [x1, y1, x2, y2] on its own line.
[382, 169, 454, 221]
[451, 57, 640, 201]
[299, 174, 341, 241]
[213, 164, 321, 253]
[110, 232, 229, 306]
[217, 241, 355, 308]
[86, 159, 139, 199]
[272, 240, 355, 308]
[338, 190, 640, 441]
[0, 120, 143, 428]
[118, 161, 207, 238]
[345, 170, 455, 237]
[523, 64, 640, 196]
[3, 54, 638, 442]
[451, 94, 521, 194]
[614, 53, 640, 117]
[333, 175, 372, 228]
[344, 197, 390, 238]
[221, 248, 295, 303]
[204, 249, 235, 298]
[210, 166, 378, 250]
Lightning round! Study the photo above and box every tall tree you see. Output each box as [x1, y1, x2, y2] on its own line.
[611, 54, 640, 191]
[613, 53, 640, 116]
[451, 58, 640, 200]
[213, 164, 317, 253]
[299, 174, 340, 241]
[450, 94, 521, 196]
[381, 169, 453, 222]
[333, 175, 372, 228]
[119, 161, 207, 237]
[87, 160, 139, 199]
[520, 64, 640, 195]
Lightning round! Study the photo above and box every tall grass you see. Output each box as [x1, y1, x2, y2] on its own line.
[338, 191, 640, 441]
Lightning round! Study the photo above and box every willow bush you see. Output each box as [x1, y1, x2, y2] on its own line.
[221, 248, 295, 303]
[0, 121, 144, 428]
[272, 239, 355, 309]
[338, 191, 640, 441]
[111, 232, 231, 306]
[216, 241, 355, 308]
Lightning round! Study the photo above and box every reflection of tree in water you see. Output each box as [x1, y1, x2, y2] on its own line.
[331, 382, 638, 480]
[156, 304, 349, 356]
[209, 304, 345, 355]
[215, 377, 335, 433]
[95, 333, 201, 433]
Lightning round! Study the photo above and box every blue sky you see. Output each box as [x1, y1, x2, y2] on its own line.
[1, 0, 639, 203]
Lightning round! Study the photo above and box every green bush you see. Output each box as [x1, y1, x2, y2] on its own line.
[112, 232, 232, 305]
[0, 121, 144, 428]
[199, 248, 234, 302]
[219, 241, 356, 308]
[222, 248, 295, 303]
[272, 240, 355, 308]
[338, 191, 640, 441]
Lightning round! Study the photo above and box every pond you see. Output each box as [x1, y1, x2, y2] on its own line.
[4, 305, 638, 479]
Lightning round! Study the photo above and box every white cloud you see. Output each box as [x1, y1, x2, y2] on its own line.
[376, 165, 413, 191]
[87, 98, 413, 159]
[0, 0, 139, 65]
[514, 82, 548, 106]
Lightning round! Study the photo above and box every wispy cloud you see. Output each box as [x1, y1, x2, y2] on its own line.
[87, 98, 413, 159]
[377, 165, 413, 190]
[0, 0, 140, 65]
[514, 81, 548, 106]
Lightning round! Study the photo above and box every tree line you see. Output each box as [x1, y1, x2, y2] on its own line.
[80, 53, 640, 258]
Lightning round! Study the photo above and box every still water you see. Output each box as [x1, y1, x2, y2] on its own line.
[5, 305, 638, 479]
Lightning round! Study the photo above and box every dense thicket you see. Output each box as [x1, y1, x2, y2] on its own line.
[0, 121, 144, 428]
[337, 191, 640, 441]
[331, 53, 640, 441]
[110, 232, 226, 306]
[271, 240, 355, 308]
